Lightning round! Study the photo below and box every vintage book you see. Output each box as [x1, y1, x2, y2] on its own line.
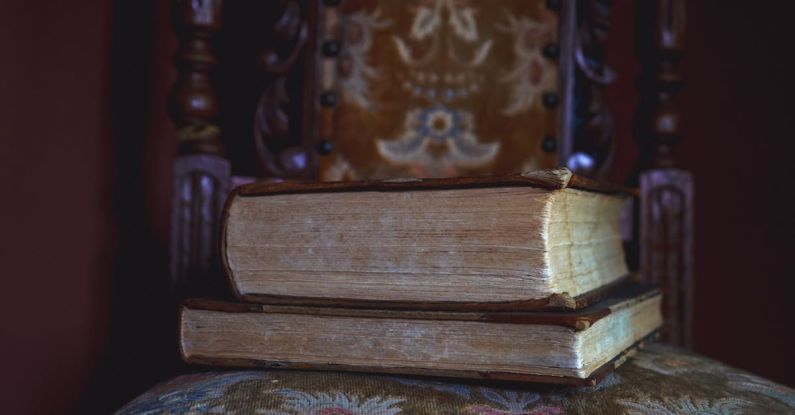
[180, 285, 661, 385]
[222, 168, 634, 310]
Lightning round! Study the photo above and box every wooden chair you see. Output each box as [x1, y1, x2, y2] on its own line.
[111, 2, 795, 413]
[168, 0, 693, 347]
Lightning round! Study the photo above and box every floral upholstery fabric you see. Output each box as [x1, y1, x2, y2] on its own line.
[117, 344, 794, 414]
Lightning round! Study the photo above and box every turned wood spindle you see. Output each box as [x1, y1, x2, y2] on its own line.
[169, 0, 230, 296]
[641, 0, 685, 168]
[170, 0, 224, 156]
[637, 0, 693, 348]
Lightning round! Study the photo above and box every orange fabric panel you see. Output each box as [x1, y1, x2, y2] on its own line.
[318, 0, 560, 180]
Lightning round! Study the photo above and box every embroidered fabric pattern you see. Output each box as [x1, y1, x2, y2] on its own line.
[117, 345, 795, 414]
[319, 0, 559, 180]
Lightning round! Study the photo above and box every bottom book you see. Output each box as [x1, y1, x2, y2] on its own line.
[179, 285, 662, 386]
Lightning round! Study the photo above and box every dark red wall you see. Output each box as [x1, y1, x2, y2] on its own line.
[684, 0, 795, 386]
[607, 1, 795, 386]
[0, 0, 114, 413]
[0, 0, 176, 413]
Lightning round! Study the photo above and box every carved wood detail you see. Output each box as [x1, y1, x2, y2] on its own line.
[640, 169, 692, 346]
[567, 0, 618, 179]
[636, 0, 692, 347]
[244, 1, 624, 180]
[253, 0, 315, 179]
[169, 0, 231, 296]
[170, 155, 230, 295]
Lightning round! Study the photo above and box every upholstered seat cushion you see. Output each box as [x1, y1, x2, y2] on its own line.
[116, 344, 794, 414]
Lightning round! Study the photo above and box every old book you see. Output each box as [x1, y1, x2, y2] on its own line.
[180, 285, 661, 385]
[222, 168, 634, 310]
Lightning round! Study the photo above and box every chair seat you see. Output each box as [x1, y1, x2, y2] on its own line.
[116, 344, 794, 414]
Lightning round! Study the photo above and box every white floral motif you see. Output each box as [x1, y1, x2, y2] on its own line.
[320, 153, 358, 181]
[727, 372, 795, 408]
[117, 372, 266, 415]
[258, 389, 404, 415]
[388, 376, 473, 399]
[617, 396, 751, 415]
[376, 105, 499, 177]
[630, 347, 728, 376]
[466, 389, 562, 415]
[338, 9, 391, 109]
[498, 13, 556, 115]
[394, 0, 491, 68]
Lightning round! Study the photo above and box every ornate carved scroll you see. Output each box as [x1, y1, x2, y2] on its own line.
[253, 0, 315, 179]
[636, 0, 692, 347]
[169, 0, 230, 296]
[566, 0, 617, 179]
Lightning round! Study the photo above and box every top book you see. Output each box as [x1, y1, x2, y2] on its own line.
[221, 168, 633, 311]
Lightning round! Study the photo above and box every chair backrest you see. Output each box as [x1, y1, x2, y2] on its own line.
[313, 0, 564, 180]
[168, 0, 693, 347]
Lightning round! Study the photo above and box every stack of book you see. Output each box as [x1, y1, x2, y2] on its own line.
[179, 168, 662, 385]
